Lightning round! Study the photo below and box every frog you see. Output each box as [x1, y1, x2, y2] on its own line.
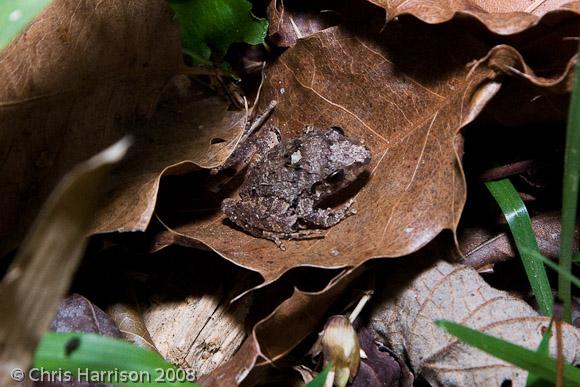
[221, 126, 371, 249]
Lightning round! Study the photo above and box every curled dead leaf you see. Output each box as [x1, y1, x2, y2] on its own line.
[108, 301, 159, 354]
[475, 45, 577, 93]
[152, 6, 578, 290]
[0, 0, 182, 255]
[370, 0, 580, 35]
[92, 93, 247, 235]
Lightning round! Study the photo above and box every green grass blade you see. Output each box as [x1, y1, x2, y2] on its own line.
[526, 321, 553, 387]
[485, 179, 553, 315]
[435, 320, 580, 385]
[34, 332, 199, 386]
[521, 247, 580, 289]
[559, 42, 580, 322]
[0, 0, 52, 50]
[306, 363, 332, 387]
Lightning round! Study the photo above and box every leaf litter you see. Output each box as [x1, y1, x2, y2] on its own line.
[153, 13, 576, 287]
[368, 255, 580, 386]
[1, 0, 580, 385]
[183, 1, 580, 383]
[0, 0, 182, 256]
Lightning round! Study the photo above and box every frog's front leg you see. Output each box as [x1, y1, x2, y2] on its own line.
[301, 198, 357, 228]
[208, 101, 279, 192]
[208, 127, 280, 192]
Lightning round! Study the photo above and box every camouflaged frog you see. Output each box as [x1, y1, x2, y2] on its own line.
[222, 126, 371, 249]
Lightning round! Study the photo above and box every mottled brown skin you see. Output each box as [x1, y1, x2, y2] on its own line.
[222, 127, 371, 249]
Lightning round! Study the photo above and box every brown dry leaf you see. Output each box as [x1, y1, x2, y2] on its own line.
[267, 0, 341, 47]
[370, 0, 580, 34]
[154, 19, 573, 285]
[108, 300, 159, 354]
[0, 139, 129, 384]
[52, 294, 121, 338]
[369, 257, 580, 386]
[460, 211, 580, 269]
[0, 0, 182, 255]
[201, 338, 259, 386]
[201, 266, 364, 386]
[92, 91, 247, 235]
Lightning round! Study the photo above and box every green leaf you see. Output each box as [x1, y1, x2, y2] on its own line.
[521, 247, 580, 289]
[559, 42, 580, 322]
[34, 332, 199, 386]
[167, 0, 268, 66]
[485, 178, 553, 316]
[0, 0, 52, 50]
[306, 363, 332, 387]
[435, 320, 580, 385]
[526, 321, 553, 387]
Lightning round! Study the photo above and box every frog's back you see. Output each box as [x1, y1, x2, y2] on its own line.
[239, 132, 327, 199]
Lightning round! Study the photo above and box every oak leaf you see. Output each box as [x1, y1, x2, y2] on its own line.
[0, 0, 248, 252]
[153, 21, 573, 286]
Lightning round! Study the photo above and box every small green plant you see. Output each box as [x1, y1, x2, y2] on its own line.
[34, 332, 199, 386]
[167, 0, 268, 66]
[0, 0, 53, 50]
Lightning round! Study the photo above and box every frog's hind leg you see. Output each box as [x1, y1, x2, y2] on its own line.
[303, 198, 357, 228]
[262, 229, 326, 251]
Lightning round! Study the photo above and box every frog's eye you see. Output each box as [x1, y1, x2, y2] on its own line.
[310, 181, 322, 194]
[326, 169, 344, 183]
[330, 126, 345, 136]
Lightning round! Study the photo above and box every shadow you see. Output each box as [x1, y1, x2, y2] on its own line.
[71, 243, 262, 311]
[318, 169, 371, 209]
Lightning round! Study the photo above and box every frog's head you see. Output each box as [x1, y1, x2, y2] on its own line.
[311, 126, 371, 198]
